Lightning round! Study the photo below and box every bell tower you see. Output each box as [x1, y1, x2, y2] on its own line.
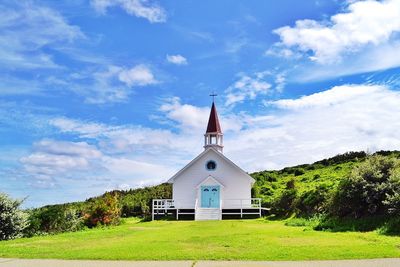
[204, 97, 223, 153]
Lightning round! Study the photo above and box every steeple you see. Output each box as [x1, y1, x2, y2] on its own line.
[204, 101, 223, 153]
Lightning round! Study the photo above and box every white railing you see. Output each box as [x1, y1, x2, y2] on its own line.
[222, 198, 261, 209]
[152, 198, 262, 220]
[153, 199, 175, 209]
[152, 198, 261, 209]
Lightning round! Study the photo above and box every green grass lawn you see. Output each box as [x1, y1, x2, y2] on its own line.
[1, 218, 400, 260]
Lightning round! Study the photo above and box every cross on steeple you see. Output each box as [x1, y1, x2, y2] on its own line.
[209, 92, 218, 102]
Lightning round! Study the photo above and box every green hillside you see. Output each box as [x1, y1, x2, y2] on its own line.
[4, 150, 400, 239]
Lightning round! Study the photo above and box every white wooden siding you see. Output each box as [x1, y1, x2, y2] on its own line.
[171, 149, 252, 209]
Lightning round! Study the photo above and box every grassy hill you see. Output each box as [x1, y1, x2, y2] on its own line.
[16, 150, 400, 236]
[252, 151, 368, 205]
[2, 150, 400, 260]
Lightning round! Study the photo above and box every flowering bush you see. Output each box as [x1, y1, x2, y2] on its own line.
[0, 193, 28, 240]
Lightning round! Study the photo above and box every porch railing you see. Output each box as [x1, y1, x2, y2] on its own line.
[152, 198, 262, 220]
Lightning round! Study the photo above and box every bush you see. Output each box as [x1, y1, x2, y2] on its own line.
[383, 166, 400, 216]
[0, 193, 28, 240]
[296, 184, 330, 217]
[84, 192, 121, 227]
[314, 216, 387, 232]
[24, 206, 83, 236]
[271, 179, 297, 217]
[294, 168, 305, 176]
[378, 217, 400, 235]
[329, 155, 400, 218]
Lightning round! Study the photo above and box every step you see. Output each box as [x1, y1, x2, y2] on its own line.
[195, 208, 221, 221]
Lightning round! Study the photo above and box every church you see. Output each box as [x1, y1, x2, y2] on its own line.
[152, 101, 261, 220]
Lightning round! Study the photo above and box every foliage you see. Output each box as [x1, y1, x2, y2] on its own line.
[24, 205, 84, 237]
[117, 183, 172, 217]
[84, 192, 121, 227]
[5, 150, 400, 239]
[295, 184, 330, 216]
[329, 155, 400, 218]
[314, 151, 367, 166]
[0, 193, 28, 240]
[378, 217, 400, 235]
[270, 179, 297, 217]
[252, 151, 400, 235]
[313, 215, 388, 232]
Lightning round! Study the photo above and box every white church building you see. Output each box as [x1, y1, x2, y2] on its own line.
[152, 101, 261, 220]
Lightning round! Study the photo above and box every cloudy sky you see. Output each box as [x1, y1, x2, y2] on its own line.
[2, 0, 400, 207]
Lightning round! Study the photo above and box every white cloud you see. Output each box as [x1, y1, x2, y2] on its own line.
[14, 84, 400, 204]
[50, 84, 400, 174]
[272, 0, 400, 64]
[159, 97, 209, 132]
[0, 1, 84, 69]
[91, 0, 166, 23]
[20, 140, 103, 187]
[293, 40, 400, 82]
[118, 64, 157, 86]
[33, 139, 102, 158]
[267, 84, 382, 109]
[159, 97, 244, 133]
[225, 72, 272, 106]
[166, 54, 188, 65]
[68, 64, 158, 104]
[226, 84, 400, 171]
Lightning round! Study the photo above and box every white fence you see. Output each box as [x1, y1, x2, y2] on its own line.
[152, 198, 262, 220]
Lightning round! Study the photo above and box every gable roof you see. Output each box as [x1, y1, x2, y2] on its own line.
[206, 102, 222, 134]
[196, 175, 225, 188]
[167, 147, 255, 184]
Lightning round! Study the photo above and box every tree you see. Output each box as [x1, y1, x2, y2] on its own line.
[330, 155, 400, 218]
[0, 193, 28, 240]
[84, 192, 121, 227]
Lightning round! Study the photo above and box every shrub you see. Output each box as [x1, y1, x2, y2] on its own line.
[378, 217, 400, 235]
[294, 168, 305, 176]
[84, 192, 121, 227]
[24, 206, 83, 236]
[314, 216, 387, 232]
[271, 179, 297, 217]
[296, 184, 330, 217]
[329, 155, 400, 218]
[383, 166, 400, 216]
[0, 193, 28, 240]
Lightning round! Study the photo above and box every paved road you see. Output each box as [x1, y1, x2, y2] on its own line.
[1, 258, 400, 267]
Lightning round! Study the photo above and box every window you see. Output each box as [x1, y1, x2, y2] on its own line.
[206, 160, 217, 171]
[212, 188, 217, 192]
[203, 188, 209, 192]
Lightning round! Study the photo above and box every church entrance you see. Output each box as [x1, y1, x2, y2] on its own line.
[200, 185, 220, 208]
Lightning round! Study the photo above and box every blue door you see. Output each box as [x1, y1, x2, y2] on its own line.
[201, 186, 220, 208]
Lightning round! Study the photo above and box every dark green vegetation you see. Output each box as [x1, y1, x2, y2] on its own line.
[21, 183, 172, 238]
[252, 150, 400, 234]
[2, 150, 400, 241]
[1, 218, 400, 260]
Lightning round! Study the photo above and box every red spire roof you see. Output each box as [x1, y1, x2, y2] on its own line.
[206, 102, 222, 134]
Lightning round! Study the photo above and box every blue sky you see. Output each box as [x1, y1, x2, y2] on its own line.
[2, 0, 400, 207]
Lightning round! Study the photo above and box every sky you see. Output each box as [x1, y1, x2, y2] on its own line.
[2, 0, 400, 207]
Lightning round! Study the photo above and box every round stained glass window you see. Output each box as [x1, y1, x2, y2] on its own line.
[206, 160, 217, 170]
